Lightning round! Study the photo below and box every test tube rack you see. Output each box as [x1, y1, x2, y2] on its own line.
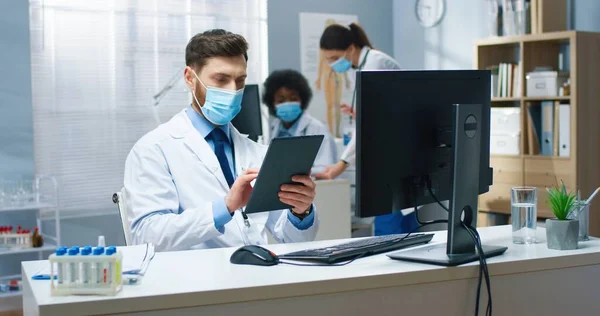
[49, 246, 123, 296]
[0, 233, 32, 249]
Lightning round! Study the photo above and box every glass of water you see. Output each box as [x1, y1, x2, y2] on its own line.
[511, 187, 537, 244]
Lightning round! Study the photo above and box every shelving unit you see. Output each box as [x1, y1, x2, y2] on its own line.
[0, 203, 57, 213]
[0, 274, 22, 300]
[474, 31, 600, 235]
[492, 97, 521, 102]
[0, 176, 61, 301]
[523, 96, 571, 101]
[0, 291, 22, 299]
[0, 244, 57, 256]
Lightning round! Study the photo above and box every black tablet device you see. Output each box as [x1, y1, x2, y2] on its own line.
[244, 135, 324, 214]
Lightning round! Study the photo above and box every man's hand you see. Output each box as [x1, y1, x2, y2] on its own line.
[225, 169, 259, 213]
[279, 175, 316, 214]
[315, 79, 322, 90]
[340, 103, 356, 119]
[314, 161, 347, 180]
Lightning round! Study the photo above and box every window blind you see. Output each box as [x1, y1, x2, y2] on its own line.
[29, 0, 269, 216]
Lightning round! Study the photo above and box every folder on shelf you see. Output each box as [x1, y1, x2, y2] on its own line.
[541, 101, 554, 156]
[489, 65, 499, 98]
[526, 102, 541, 155]
[507, 63, 513, 97]
[558, 103, 571, 157]
[514, 62, 522, 97]
[503, 63, 509, 97]
[498, 63, 504, 97]
[531, 0, 539, 34]
[553, 101, 560, 156]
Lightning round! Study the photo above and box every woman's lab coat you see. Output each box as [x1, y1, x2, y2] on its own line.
[124, 109, 319, 252]
[270, 112, 337, 171]
[340, 47, 401, 165]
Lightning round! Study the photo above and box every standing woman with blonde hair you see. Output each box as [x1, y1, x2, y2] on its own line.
[314, 23, 414, 236]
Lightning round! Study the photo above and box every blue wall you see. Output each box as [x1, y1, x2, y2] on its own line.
[393, 0, 487, 70]
[393, 0, 600, 70]
[267, 0, 394, 72]
[0, 0, 34, 179]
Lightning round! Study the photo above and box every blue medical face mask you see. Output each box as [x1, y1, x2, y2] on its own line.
[191, 70, 244, 126]
[275, 101, 302, 123]
[329, 52, 353, 73]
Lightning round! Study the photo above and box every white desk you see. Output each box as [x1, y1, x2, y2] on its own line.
[22, 225, 600, 315]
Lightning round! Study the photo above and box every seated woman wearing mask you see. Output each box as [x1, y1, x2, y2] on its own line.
[263, 69, 337, 172]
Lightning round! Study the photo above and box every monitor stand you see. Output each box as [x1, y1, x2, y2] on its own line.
[388, 243, 507, 266]
[389, 104, 507, 267]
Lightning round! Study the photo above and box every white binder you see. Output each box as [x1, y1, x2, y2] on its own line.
[558, 104, 570, 157]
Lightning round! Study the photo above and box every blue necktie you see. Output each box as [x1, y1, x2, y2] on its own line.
[208, 129, 234, 188]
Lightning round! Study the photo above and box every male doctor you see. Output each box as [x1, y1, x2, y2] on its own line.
[124, 29, 318, 252]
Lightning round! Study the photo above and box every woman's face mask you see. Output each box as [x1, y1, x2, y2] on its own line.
[275, 102, 302, 123]
[326, 46, 355, 73]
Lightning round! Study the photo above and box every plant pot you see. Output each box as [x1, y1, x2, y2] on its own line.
[546, 219, 579, 250]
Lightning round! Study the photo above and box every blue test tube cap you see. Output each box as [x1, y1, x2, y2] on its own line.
[81, 246, 92, 256]
[93, 246, 105, 255]
[55, 248, 66, 256]
[68, 247, 79, 256]
[105, 246, 117, 255]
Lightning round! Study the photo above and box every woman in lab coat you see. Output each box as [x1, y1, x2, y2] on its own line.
[263, 69, 337, 172]
[314, 23, 417, 235]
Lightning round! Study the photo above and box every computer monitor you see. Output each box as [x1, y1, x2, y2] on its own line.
[232, 84, 263, 142]
[355, 70, 507, 266]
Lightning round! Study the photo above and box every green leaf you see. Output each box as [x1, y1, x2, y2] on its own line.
[546, 180, 577, 220]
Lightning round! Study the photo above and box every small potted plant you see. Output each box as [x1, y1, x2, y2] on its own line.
[546, 181, 579, 250]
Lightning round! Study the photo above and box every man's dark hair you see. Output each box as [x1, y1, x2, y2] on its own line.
[185, 29, 248, 69]
[262, 69, 313, 116]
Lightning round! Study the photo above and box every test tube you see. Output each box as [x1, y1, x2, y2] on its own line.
[55, 247, 66, 284]
[80, 246, 92, 285]
[92, 246, 104, 284]
[105, 246, 116, 285]
[24, 230, 30, 247]
[98, 236, 105, 247]
[67, 247, 79, 284]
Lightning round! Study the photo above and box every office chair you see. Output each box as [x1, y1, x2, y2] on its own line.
[112, 189, 132, 246]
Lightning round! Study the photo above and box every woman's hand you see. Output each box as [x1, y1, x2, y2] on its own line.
[314, 161, 348, 180]
[340, 103, 356, 120]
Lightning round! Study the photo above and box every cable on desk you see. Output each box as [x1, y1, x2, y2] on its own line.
[425, 187, 492, 316]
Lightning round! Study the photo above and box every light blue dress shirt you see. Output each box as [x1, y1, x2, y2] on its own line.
[277, 119, 300, 138]
[186, 107, 314, 232]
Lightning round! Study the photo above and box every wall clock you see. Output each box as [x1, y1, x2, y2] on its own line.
[416, 0, 446, 28]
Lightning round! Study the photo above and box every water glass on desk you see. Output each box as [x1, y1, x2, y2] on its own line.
[511, 187, 537, 244]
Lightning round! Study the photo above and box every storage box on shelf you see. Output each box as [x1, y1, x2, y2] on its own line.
[474, 31, 600, 236]
[490, 108, 521, 156]
[526, 71, 569, 97]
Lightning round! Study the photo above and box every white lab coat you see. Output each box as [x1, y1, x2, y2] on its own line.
[124, 109, 319, 252]
[340, 47, 401, 165]
[270, 112, 337, 172]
